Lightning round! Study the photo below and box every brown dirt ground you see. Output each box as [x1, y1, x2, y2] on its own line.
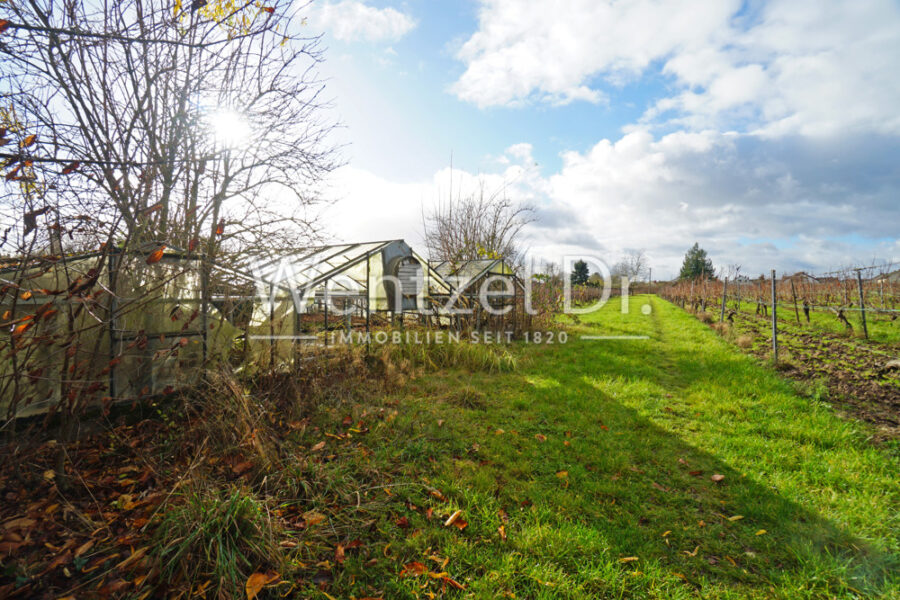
[706, 311, 900, 441]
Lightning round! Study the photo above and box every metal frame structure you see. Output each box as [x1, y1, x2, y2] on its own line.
[1, 240, 527, 417]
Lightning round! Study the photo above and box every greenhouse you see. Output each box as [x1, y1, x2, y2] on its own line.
[430, 258, 521, 296]
[1, 239, 471, 417]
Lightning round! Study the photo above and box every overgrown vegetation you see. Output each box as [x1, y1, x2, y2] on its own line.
[2, 301, 898, 598]
[687, 303, 900, 440]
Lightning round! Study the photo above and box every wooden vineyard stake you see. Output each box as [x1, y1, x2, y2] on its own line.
[720, 277, 728, 322]
[771, 270, 778, 363]
[856, 269, 868, 340]
[790, 279, 800, 325]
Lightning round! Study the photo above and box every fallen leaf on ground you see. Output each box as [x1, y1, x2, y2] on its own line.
[619, 556, 639, 563]
[246, 571, 280, 600]
[2, 518, 35, 531]
[710, 474, 725, 482]
[444, 510, 462, 527]
[442, 576, 466, 590]
[400, 561, 427, 576]
[303, 511, 326, 526]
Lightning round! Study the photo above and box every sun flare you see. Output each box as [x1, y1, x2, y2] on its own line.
[206, 108, 252, 149]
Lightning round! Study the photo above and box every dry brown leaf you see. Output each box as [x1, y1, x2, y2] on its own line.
[115, 546, 147, 570]
[245, 571, 280, 600]
[710, 474, 725, 482]
[400, 561, 427, 577]
[618, 556, 638, 563]
[444, 510, 462, 527]
[2, 517, 35, 530]
[303, 511, 326, 526]
[442, 576, 466, 590]
[146, 246, 166, 265]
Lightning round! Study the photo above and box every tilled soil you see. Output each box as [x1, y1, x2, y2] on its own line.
[712, 312, 900, 440]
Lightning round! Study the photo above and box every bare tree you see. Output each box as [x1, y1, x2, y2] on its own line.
[0, 1, 337, 477]
[1, 0, 336, 258]
[612, 249, 648, 281]
[424, 179, 533, 267]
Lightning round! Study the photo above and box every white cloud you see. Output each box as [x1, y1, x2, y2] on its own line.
[451, 0, 740, 108]
[527, 128, 900, 276]
[319, 145, 545, 247]
[452, 0, 900, 137]
[321, 130, 900, 278]
[305, 1, 416, 43]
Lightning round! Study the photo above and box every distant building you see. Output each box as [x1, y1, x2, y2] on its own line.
[875, 269, 900, 284]
[781, 271, 821, 284]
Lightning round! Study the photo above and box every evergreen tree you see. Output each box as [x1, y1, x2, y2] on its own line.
[678, 243, 714, 279]
[570, 259, 590, 286]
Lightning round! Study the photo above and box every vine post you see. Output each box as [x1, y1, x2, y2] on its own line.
[855, 269, 868, 340]
[790, 279, 800, 325]
[771, 269, 778, 363]
[720, 277, 728, 323]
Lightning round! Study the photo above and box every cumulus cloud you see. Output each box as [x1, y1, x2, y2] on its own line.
[451, 0, 740, 108]
[319, 145, 545, 248]
[305, 0, 416, 43]
[525, 129, 900, 276]
[452, 0, 900, 136]
[318, 1, 900, 276]
[322, 130, 900, 277]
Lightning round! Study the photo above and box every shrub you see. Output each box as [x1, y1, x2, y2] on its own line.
[151, 486, 281, 598]
[382, 336, 517, 374]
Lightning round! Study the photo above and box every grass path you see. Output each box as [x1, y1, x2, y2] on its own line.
[316, 296, 899, 599]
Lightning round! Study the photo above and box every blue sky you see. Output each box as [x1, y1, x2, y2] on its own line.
[319, 1, 664, 176]
[303, 0, 900, 278]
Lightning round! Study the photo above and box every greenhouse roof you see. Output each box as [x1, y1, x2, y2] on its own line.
[243, 240, 455, 296]
[431, 258, 517, 293]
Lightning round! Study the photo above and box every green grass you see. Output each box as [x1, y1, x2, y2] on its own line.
[153, 485, 281, 597]
[311, 295, 900, 599]
[721, 298, 900, 346]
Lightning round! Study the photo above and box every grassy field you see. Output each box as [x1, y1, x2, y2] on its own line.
[722, 298, 900, 346]
[9, 295, 896, 599]
[291, 295, 899, 599]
